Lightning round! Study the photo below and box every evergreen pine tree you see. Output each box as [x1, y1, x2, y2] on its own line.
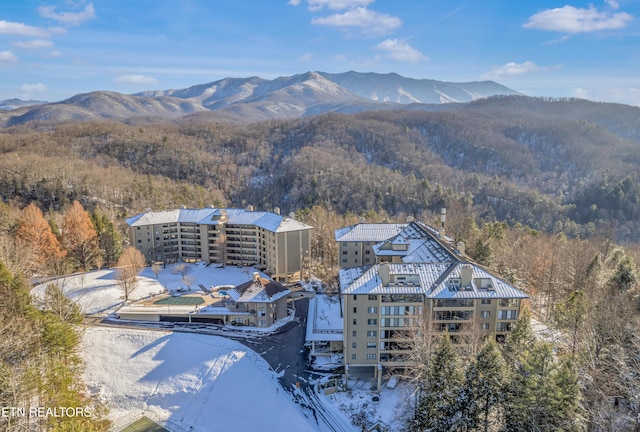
[460, 339, 507, 432]
[413, 333, 463, 431]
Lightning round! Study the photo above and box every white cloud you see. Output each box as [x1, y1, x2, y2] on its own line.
[0, 51, 19, 64]
[38, 3, 96, 26]
[45, 50, 62, 58]
[523, 5, 633, 33]
[605, 0, 619, 10]
[306, 0, 374, 11]
[21, 83, 47, 93]
[12, 39, 54, 49]
[287, 0, 301, 5]
[311, 7, 401, 36]
[374, 39, 428, 63]
[0, 20, 49, 37]
[300, 53, 312, 61]
[482, 61, 549, 80]
[114, 74, 158, 85]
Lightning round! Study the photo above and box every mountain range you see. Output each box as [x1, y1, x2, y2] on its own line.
[0, 71, 519, 126]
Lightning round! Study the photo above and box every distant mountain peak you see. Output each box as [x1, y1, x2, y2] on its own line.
[0, 71, 520, 126]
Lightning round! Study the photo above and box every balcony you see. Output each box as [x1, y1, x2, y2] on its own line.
[434, 311, 474, 321]
[433, 299, 474, 308]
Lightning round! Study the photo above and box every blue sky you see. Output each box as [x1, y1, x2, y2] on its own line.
[1, 0, 639, 105]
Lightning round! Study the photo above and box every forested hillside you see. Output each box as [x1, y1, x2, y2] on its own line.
[1, 96, 640, 241]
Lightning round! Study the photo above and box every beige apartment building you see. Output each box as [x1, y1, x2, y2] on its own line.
[126, 207, 312, 282]
[335, 222, 528, 388]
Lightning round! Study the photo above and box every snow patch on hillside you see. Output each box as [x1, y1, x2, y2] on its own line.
[81, 327, 317, 432]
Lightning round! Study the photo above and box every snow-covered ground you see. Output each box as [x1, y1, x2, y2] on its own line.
[319, 376, 409, 431]
[32, 263, 269, 315]
[81, 327, 317, 432]
[33, 263, 409, 431]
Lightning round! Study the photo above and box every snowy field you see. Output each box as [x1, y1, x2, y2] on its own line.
[81, 327, 317, 432]
[32, 263, 268, 315]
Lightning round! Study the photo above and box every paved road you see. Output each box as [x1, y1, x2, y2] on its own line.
[232, 298, 353, 432]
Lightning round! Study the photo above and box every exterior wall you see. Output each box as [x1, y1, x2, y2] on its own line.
[274, 296, 288, 323]
[343, 294, 385, 368]
[118, 312, 160, 321]
[338, 241, 376, 269]
[344, 294, 524, 371]
[128, 210, 312, 282]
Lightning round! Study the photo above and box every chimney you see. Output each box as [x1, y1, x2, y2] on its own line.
[457, 241, 466, 255]
[406, 216, 414, 223]
[439, 208, 446, 238]
[252, 272, 260, 282]
[289, 212, 295, 219]
[246, 205, 254, 212]
[273, 207, 280, 215]
[379, 263, 390, 286]
[460, 264, 473, 287]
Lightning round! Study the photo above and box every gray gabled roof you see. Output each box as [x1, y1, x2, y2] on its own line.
[126, 208, 312, 233]
[334, 223, 406, 242]
[340, 262, 528, 300]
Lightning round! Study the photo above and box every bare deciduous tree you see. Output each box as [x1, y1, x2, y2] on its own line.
[116, 247, 145, 301]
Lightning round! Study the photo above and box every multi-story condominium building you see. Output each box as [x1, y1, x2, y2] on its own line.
[335, 221, 448, 269]
[126, 207, 312, 282]
[336, 222, 528, 388]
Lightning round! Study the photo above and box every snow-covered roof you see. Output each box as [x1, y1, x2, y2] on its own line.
[334, 223, 406, 242]
[340, 262, 527, 300]
[230, 276, 290, 303]
[370, 222, 459, 264]
[306, 295, 343, 342]
[224, 208, 312, 232]
[428, 265, 528, 299]
[126, 207, 312, 233]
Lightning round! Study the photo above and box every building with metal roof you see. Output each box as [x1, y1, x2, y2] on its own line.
[126, 207, 312, 282]
[335, 221, 528, 389]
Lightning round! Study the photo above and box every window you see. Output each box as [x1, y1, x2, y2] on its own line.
[367, 330, 377, 337]
[353, 319, 357, 325]
[342, 250, 348, 255]
[480, 311, 490, 318]
[496, 322, 513, 332]
[258, 320, 267, 327]
[353, 295, 357, 300]
[481, 299, 492, 304]
[342, 259, 347, 263]
[368, 307, 378, 314]
[498, 310, 519, 320]
[352, 342, 357, 348]
[352, 354, 357, 360]
[368, 295, 377, 301]
[258, 310, 266, 317]
[482, 323, 490, 330]
[365, 258, 371, 263]
[138, 239, 142, 243]
[367, 342, 376, 348]
[367, 319, 377, 325]
[367, 354, 376, 360]
[353, 307, 357, 313]
[365, 250, 370, 255]
[352, 331, 357, 337]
